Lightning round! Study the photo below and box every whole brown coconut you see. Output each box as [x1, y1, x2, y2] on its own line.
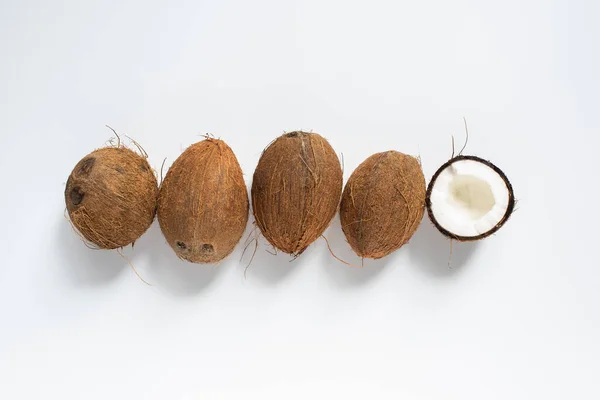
[158, 138, 249, 263]
[251, 131, 343, 255]
[340, 151, 426, 259]
[65, 146, 159, 249]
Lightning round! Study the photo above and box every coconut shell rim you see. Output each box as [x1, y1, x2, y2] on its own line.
[425, 155, 515, 242]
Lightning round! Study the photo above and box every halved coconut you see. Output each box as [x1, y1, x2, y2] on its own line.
[426, 155, 514, 241]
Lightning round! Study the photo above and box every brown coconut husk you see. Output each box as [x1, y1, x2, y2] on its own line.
[339, 151, 426, 259]
[65, 147, 159, 249]
[251, 131, 343, 256]
[157, 138, 249, 264]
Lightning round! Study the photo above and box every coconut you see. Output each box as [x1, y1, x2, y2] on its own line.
[157, 138, 249, 263]
[426, 155, 514, 241]
[65, 146, 158, 249]
[251, 131, 343, 255]
[339, 151, 426, 259]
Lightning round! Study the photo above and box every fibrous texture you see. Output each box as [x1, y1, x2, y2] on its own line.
[158, 138, 249, 263]
[340, 151, 426, 259]
[65, 147, 158, 249]
[252, 131, 343, 255]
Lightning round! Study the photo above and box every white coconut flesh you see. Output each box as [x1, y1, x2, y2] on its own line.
[429, 159, 510, 238]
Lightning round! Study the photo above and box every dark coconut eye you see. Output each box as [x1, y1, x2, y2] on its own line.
[426, 155, 514, 241]
[176, 241, 187, 250]
[201, 244, 214, 254]
[78, 157, 95, 175]
[70, 186, 85, 206]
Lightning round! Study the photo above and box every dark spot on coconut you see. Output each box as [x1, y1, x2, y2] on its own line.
[286, 131, 299, 137]
[140, 163, 148, 172]
[78, 157, 95, 175]
[176, 241, 187, 250]
[201, 243, 214, 254]
[70, 186, 85, 206]
[115, 167, 124, 174]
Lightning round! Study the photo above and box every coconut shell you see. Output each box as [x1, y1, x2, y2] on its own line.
[339, 151, 426, 259]
[251, 131, 343, 255]
[426, 155, 515, 241]
[157, 138, 249, 263]
[65, 147, 159, 249]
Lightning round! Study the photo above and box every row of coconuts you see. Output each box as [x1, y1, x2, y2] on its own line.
[65, 130, 514, 266]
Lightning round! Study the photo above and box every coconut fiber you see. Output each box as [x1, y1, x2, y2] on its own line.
[157, 138, 249, 263]
[65, 146, 159, 249]
[340, 151, 425, 259]
[251, 131, 343, 256]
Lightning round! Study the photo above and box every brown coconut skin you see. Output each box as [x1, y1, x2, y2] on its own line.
[65, 147, 159, 249]
[157, 138, 249, 264]
[251, 131, 343, 255]
[340, 151, 426, 259]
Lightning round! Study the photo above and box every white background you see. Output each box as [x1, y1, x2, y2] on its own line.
[1, 0, 598, 399]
